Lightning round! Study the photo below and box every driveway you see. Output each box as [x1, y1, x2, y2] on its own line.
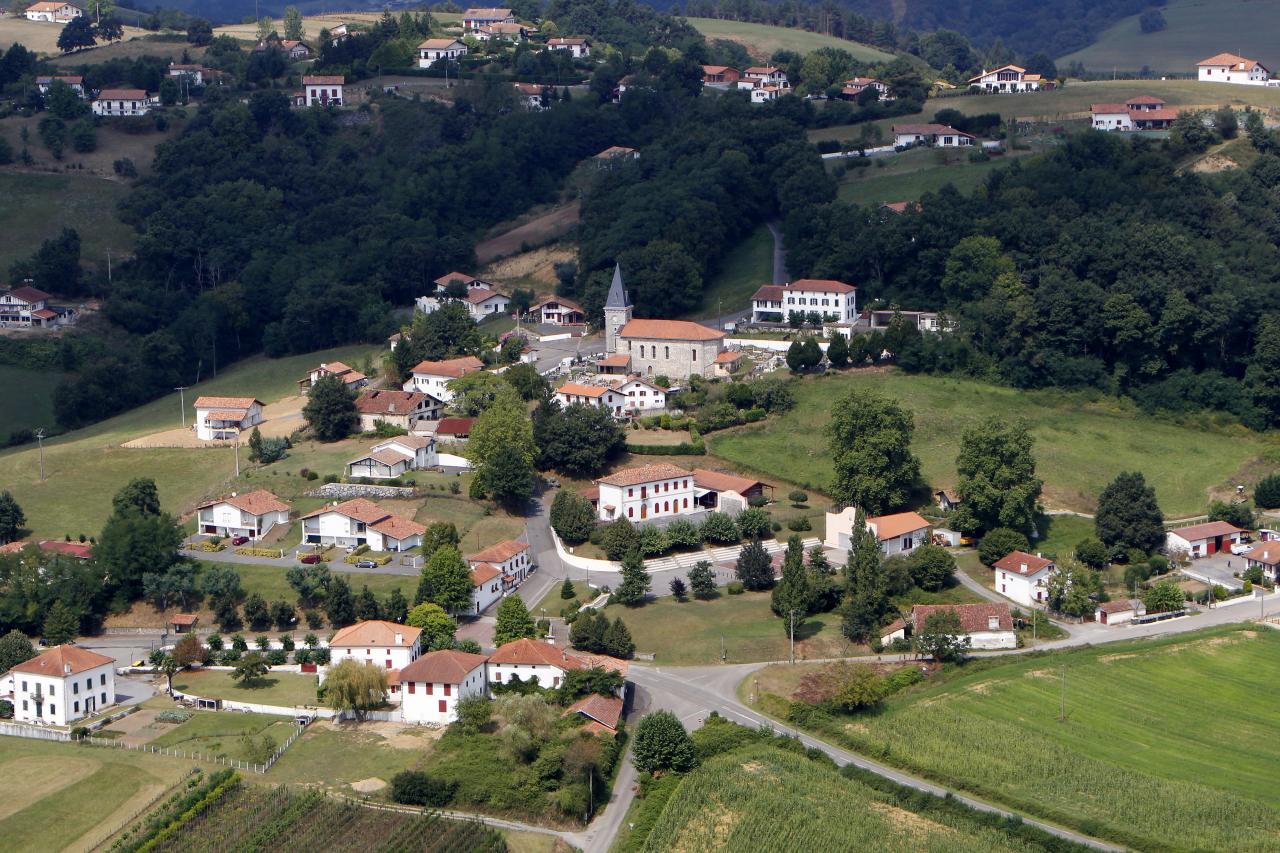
[530, 335, 605, 375]
[1182, 553, 1245, 590]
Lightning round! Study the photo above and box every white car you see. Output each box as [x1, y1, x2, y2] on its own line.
[1230, 542, 1254, 556]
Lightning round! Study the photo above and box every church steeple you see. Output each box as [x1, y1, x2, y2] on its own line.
[605, 263, 631, 309]
[603, 263, 633, 354]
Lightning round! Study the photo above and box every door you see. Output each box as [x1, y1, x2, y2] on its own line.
[640, 504, 647, 519]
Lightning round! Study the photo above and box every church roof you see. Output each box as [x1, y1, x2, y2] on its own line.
[605, 264, 631, 309]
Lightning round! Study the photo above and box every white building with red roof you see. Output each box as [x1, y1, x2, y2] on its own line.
[24, 1, 82, 22]
[1091, 96, 1178, 131]
[751, 279, 857, 324]
[298, 360, 368, 393]
[555, 382, 627, 417]
[467, 539, 532, 587]
[693, 467, 771, 513]
[487, 638, 583, 689]
[0, 285, 58, 328]
[1166, 521, 1247, 559]
[192, 395, 264, 441]
[400, 650, 489, 724]
[303, 75, 344, 106]
[196, 490, 290, 540]
[823, 507, 930, 556]
[841, 76, 890, 101]
[461, 7, 514, 29]
[595, 463, 698, 523]
[1197, 52, 1271, 85]
[893, 123, 974, 148]
[547, 36, 590, 58]
[968, 64, 1043, 93]
[992, 550, 1056, 606]
[300, 498, 425, 551]
[531, 296, 585, 325]
[403, 356, 485, 403]
[418, 38, 468, 66]
[347, 434, 437, 479]
[1244, 542, 1280, 581]
[92, 89, 152, 117]
[355, 389, 438, 431]
[36, 74, 84, 96]
[2, 645, 115, 725]
[470, 561, 504, 614]
[564, 693, 624, 735]
[881, 603, 1016, 650]
[329, 620, 423, 674]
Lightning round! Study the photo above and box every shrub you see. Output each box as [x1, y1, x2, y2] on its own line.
[978, 528, 1030, 566]
[701, 512, 739, 545]
[747, 494, 769, 508]
[726, 581, 744, 595]
[788, 490, 808, 507]
[786, 517, 812, 532]
[390, 770, 457, 807]
[1256, 474, 1280, 509]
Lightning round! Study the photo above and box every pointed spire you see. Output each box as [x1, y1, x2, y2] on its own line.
[605, 263, 630, 309]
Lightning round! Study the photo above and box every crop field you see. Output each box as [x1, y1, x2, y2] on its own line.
[0, 15, 148, 55]
[767, 625, 1280, 851]
[1060, 0, 1280, 73]
[684, 18, 894, 63]
[641, 746, 1039, 852]
[0, 172, 135, 275]
[709, 369, 1274, 515]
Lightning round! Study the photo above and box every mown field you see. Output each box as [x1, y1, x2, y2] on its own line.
[755, 625, 1280, 852]
[0, 15, 149, 55]
[171, 668, 320, 707]
[684, 18, 894, 63]
[0, 172, 135, 275]
[1060, 0, 1280, 73]
[0, 364, 63, 439]
[709, 369, 1275, 515]
[834, 148, 1032, 206]
[682, 223, 773, 319]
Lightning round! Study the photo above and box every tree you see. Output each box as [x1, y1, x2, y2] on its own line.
[44, 79, 86, 119]
[325, 659, 389, 719]
[1215, 106, 1239, 140]
[1045, 560, 1100, 617]
[1208, 499, 1255, 530]
[550, 491, 599, 546]
[788, 490, 808, 507]
[286, 562, 331, 609]
[735, 507, 771, 540]
[1143, 580, 1185, 614]
[455, 695, 491, 732]
[232, 652, 269, 685]
[0, 491, 25, 543]
[0, 630, 36, 673]
[1247, 314, 1280, 426]
[631, 710, 697, 773]
[771, 535, 813, 623]
[700, 512, 738, 545]
[113, 477, 161, 517]
[826, 389, 920, 514]
[915, 610, 969, 662]
[186, 18, 213, 44]
[325, 576, 356, 627]
[271, 599, 297, 631]
[405, 603, 455, 650]
[1095, 472, 1164, 555]
[243, 593, 271, 631]
[422, 522, 460, 556]
[951, 421, 1042, 536]
[355, 585, 382, 621]
[1074, 539, 1109, 570]
[687, 560, 716, 599]
[474, 437, 535, 510]
[95, 15, 123, 42]
[600, 518, 640, 561]
[157, 653, 181, 694]
[247, 426, 264, 462]
[1256, 474, 1280, 509]
[97, 506, 184, 605]
[840, 510, 888, 643]
[303, 374, 357, 441]
[828, 663, 886, 711]
[669, 576, 687, 600]
[604, 617, 635, 658]
[908, 544, 956, 591]
[826, 331, 849, 368]
[735, 538, 774, 591]
[57, 17, 96, 52]
[614, 551, 651, 606]
[418, 545, 473, 614]
[534, 402, 626, 477]
[494, 595, 536, 645]
[174, 633, 206, 667]
[282, 5, 304, 40]
[977, 527, 1030, 567]
[1171, 110, 1216, 155]
[570, 609, 608, 652]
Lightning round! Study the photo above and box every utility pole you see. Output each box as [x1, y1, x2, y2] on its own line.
[106, 249, 112, 284]
[789, 609, 796, 664]
[1058, 664, 1066, 723]
[175, 386, 188, 428]
[35, 428, 46, 482]
[233, 428, 241, 477]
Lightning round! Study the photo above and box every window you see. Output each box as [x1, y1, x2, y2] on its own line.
[426, 683, 434, 695]
[408, 682, 415, 694]
[21, 681, 26, 691]
[49, 685, 54, 696]
[627, 488, 633, 497]
[627, 507, 633, 518]
[100, 693, 106, 704]
[683, 498, 689, 508]
[73, 682, 79, 695]
[444, 684, 451, 696]
[439, 700, 447, 713]
[692, 349, 697, 361]
[664, 346, 670, 359]
[74, 701, 80, 713]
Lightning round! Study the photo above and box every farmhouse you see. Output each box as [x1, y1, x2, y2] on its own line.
[748, 84, 784, 104]
[714, 350, 744, 377]
[192, 396, 263, 441]
[701, 65, 740, 86]
[300, 498, 425, 551]
[0, 285, 59, 328]
[329, 620, 423, 673]
[513, 82, 550, 109]
[36, 75, 84, 96]
[355, 389, 437, 431]
[1096, 599, 1146, 626]
[595, 145, 640, 164]
[23, 1, 82, 22]
[195, 490, 291, 540]
[168, 64, 212, 86]
[462, 7, 515, 29]
[750, 279, 857, 324]
[968, 64, 1043, 93]
[531, 296, 585, 325]
[935, 490, 960, 511]
[1197, 52, 1271, 85]
[840, 76, 890, 101]
[303, 75, 345, 107]
[434, 272, 496, 291]
[555, 382, 627, 416]
[1166, 521, 1247, 558]
[298, 361, 367, 392]
[613, 377, 666, 413]
[468, 539, 532, 587]
[882, 603, 1016, 650]
[693, 468, 770, 514]
[992, 550, 1055, 607]
[347, 435, 437, 480]
[741, 66, 789, 88]
[893, 124, 974, 148]
[547, 36, 590, 58]
[470, 561, 504, 614]
[1244, 543, 1280, 581]
[418, 38, 468, 66]
[400, 650, 489, 725]
[487, 638, 583, 689]
[280, 40, 312, 60]
[92, 89, 152, 117]
[403, 356, 485, 403]
[595, 463, 698, 523]
[2, 645, 115, 725]
[1090, 96, 1178, 131]
[463, 287, 510, 320]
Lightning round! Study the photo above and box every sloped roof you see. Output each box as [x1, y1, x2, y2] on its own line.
[369, 514, 426, 541]
[1169, 521, 1244, 542]
[303, 75, 345, 85]
[597, 354, 631, 368]
[9, 645, 113, 676]
[693, 468, 761, 494]
[557, 382, 609, 398]
[193, 395, 260, 409]
[198, 489, 290, 516]
[605, 264, 631, 309]
[993, 550, 1055, 576]
[435, 416, 475, 435]
[419, 38, 465, 49]
[488, 638, 584, 669]
[38, 540, 92, 559]
[469, 539, 529, 564]
[97, 89, 148, 100]
[465, 287, 507, 305]
[788, 279, 855, 294]
[300, 497, 388, 524]
[867, 511, 930, 540]
[330, 620, 421, 648]
[619, 319, 724, 342]
[911, 603, 1013, 634]
[752, 284, 784, 301]
[471, 562, 501, 585]
[7, 285, 51, 303]
[374, 434, 434, 451]
[564, 694, 623, 730]
[400, 649, 488, 683]
[597, 463, 690, 487]
[892, 124, 974, 138]
[1244, 543, 1280, 565]
[409, 356, 485, 378]
[355, 390, 428, 415]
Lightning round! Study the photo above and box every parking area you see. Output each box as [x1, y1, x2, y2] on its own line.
[1181, 552, 1245, 590]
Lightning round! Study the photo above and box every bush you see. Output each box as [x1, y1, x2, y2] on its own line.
[726, 581, 745, 595]
[1256, 474, 1280, 509]
[390, 770, 457, 807]
[786, 517, 812, 531]
[788, 490, 808, 507]
[978, 528, 1030, 566]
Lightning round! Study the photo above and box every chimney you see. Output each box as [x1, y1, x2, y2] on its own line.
[1020, 563, 1027, 572]
[230, 491, 237, 497]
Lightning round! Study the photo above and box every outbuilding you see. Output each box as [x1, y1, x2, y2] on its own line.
[1165, 521, 1246, 559]
[1095, 599, 1146, 626]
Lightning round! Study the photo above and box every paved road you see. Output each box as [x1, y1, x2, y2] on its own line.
[766, 220, 788, 285]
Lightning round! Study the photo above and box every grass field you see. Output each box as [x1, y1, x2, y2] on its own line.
[171, 668, 320, 707]
[0, 172, 135, 276]
[1060, 0, 1280, 73]
[835, 149, 1026, 206]
[757, 625, 1280, 851]
[685, 18, 894, 63]
[709, 369, 1276, 515]
[149, 709, 299, 759]
[0, 364, 63, 439]
[0, 738, 189, 852]
[265, 720, 436, 791]
[0, 15, 148, 55]
[682, 224, 774, 319]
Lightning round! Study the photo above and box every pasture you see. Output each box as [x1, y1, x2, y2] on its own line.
[708, 369, 1274, 515]
[763, 625, 1280, 851]
[0, 15, 148, 55]
[684, 18, 894, 63]
[0, 364, 63, 439]
[682, 223, 774, 319]
[833, 147, 1030, 206]
[0, 172, 135, 276]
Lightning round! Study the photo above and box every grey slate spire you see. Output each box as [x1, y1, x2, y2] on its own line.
[605, 263, 631, 308]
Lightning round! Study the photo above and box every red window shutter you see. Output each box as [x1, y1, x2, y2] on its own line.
[426, 683, 433, 695]
[439, 700, 447, 713]
[444, 684, 451, 696]
[408, 682, 415, 694]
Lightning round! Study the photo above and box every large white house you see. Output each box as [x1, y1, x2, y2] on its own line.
[400, 650, 489, 724]
[595, 463, 698, 523]
[470, 561, 504, 614]
[2, 645, 115, 725]
[968, 65, 1043, 93]
[893, 124, 974, 148]
[300, 498, 425, 551]
[192, 396, 264, 441]
[329, 620, 423, 673]
[92, 89, 152, 117]
[354, 389, 438, 431]
[36, 75, 85, 96]
[614, 377, 666, 413]
[531, 296, 585, 325]
[993, 550, 1056, 607]
[0, 285, 59, 328]
[24, 1, 82, 22]
[418, 38, 468, 67]
[195, 490, 290, 540]
[1090, 96, 1178, 131]
[467, 540, 532, 587]
[303, 75, 345, 107]
[403, 356, 485, 403]
[823, 507, 930, 556]
[1197, 53, 1271, 85]
[415, 288, 511, 322]
[750, 279, 857, 324]
[486, 638, 583, 689]
[461, 6, 514, 28]
[347, 435, 437, 480]
[554, 382, 628, 417]
[741, 66, 789, 88]
[1165, 521, 1246, 558]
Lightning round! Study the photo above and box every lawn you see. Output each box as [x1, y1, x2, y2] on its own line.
[0, 364, 63, 439]
[681, 223, 774, 319]
[708, 369, 1274, 515]
[171, 668, 320, 708]
[755, 625, 1280, 851]
[835, 151, 1024, 206]
[264, 720, 436, 791]
[535, 579, 593, 616]
[149, 709, 299, 760]
[0, 172, 135, 276]
[1060, 0, 1280, 73]
[0, 737, 189, 852]
[684, 17, 894, 63]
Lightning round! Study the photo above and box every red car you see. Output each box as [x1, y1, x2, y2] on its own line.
[231, 536, 249, 546]
[299, 554, 322, 564]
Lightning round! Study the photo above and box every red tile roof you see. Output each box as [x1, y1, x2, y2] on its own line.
[37, 540, 92, 559]
[751, 284, 784, 302]
[355, 390, 428, 415]
[465, 287, 507, 305]
[30, 308, 58, 320]
[330, 620, 422, 648]
[488, 637, 584, 669]
[10, 645, 113, 676]
[911, 603, 1013, 634]
[597, 354, 632, 368]
[993, 550, 1055, 576]
[193, 396, 261, 410]
[595, 145, 637, 158]
[301, 498, 389, 524]
[303, 75, 345, 85]
[435, 416, 475, 435]
[409, 356, 485, 378]
[469, 539, 529, 564]
[1245, 543, 1280, 565]
[893, 124, 975, 138]
[198, 489, 290, 516]
[7, 285, 51, 303]
[1168, 521, 1244, 542]
[471, 562, 501, 585]
[369, 514, 426, 541]
[171, 613, 199, 625]
[693, 468, 761, 494]
[533, 296, 584, 312]
[557, 382, 610, 398]
[714, 351, 743, 364]
[1198, 52, 1264, 71]
[619, 318, 724, 342]
[564, 694, 623, 730]
[433, 272, 479, 286]
[867, 511, 930, 540]
[1126, 95, 1165, 105]
[788, 278, 856, 294]
[1097, 599, 1140, 614]
[597, 463, 690, 487]
[400, 649, 488, 683]
[97, 89, 149, 100]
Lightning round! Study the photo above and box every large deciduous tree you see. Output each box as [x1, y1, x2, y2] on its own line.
[415, 545, 473, 614]
[952, 420, 1042, 536]
[534, 401, 625, 478]
[735, 538, 774, 591]
[405, 602, 456, 650]
[549, 490, 596, 545]
[0, 491, 25, 544]
[303, 374, 357, 441]
[493, 595, 536, 645]
[1095, 471, 1164, 555]
[325, 659, 389, 719]
[826, 388, 919, 515]
[631, 710, 697, 773]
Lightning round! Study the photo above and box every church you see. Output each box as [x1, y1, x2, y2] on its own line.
[603, 266, 726, 380]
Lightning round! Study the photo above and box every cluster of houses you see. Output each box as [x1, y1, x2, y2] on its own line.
[414, 7, 592, 68]
[698, 64, 792, 104]
[34, 62, 236, 118]
[1090, 95, 1178, 131]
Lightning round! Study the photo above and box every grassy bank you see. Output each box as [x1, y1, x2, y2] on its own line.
[684, 18, 894, 63]
[0, 172, 135, 275]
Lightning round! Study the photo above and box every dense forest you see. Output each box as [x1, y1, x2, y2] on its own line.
[786, 131, 1280, 428]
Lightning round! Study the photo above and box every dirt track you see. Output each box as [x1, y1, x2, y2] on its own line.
[122, 396, 306, 449]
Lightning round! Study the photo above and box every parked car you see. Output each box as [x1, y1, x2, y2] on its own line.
[300, 554, 322, 564]
[355, 559, 377, 569]
[231, 536, 249, 546]
[1231, 542, 1254, 556]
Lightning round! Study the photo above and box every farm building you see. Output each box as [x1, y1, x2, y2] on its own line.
[881, 603, 1016, 650]
[1095, 599, 1146, 626]
[1165, 521, 1247, 559]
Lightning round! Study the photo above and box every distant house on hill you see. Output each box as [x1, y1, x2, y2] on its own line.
[303, 75, 345, 106]
[462, 6, 515, 29]
[91, 89, 151, 117]
[192, 396, 263, 441]
[418, 38, 467, 67]
[1197, 52, 1271, 85]
[700, 65, 740, 87]
[298, 361, 367, 393]
[0, 285, 59, 328]
[36, 75, 84, 96]
[531, 296, 585, 325]
[968, 64, 1042, 93]
[24, 1, 82, 22]
[547, 36, 590, 58]
[892, 124, 974, 148]
[840, 76, 890, 101]
[1090, 96, 1178, 131]
[195, 490, 290, 540]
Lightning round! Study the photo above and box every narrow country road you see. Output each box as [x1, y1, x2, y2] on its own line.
[766, 220, 788, 284]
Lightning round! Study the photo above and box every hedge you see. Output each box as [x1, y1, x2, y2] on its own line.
[626, 441, 706, 456]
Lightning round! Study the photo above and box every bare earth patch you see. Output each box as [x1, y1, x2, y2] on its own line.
[482, 244, 577, 287]
[475, 202, 581, 265]
[102, 708, 169, 746]
[1190, 154, 1238, 173]
[350, 777, 387, 793]
[869, 800, 956, 839]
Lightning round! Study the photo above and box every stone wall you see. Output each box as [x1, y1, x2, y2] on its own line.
[306, 483, 420, 500]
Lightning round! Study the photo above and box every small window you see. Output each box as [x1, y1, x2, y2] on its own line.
[439, 700, 447, 713]
[426, 683, 434, 695]
[444, 684, 452, 696]
[74, 701, 80, 713]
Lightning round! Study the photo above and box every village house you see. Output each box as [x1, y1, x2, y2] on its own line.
[822, 507, 929, 555]
[92, 89, 152, 117]
[935, 489, 960, 511]
[893, 124, 974, 148]
[0, 285, 61, 328]
[432, 416, 474, 444]
[563, 694, 624, 736]
[418, 38, 468, 67]
[880, 201, 919, 215]
[595, 145, 640, 165]
[968, 64, 1043, 93]
[513, 82, 550, 110]
[1244, 542, 1280, 581]
[167, 64, 212, 86]
[192, 396, 263, 441]
[329, 22, 351, 43]
[700, 65, 741, 87]
[470, 561, 504, 614]
[596, 354, 631, 375]
[300, 498, 425, 551]
[462, 6, 514, 29]
[555, 382, 628, 417]
[860, 308, 946, 333]
[741, 66, 789, 89]
[881, 603, 1016, 650]
[614, 377, 666, 413]
[1166, 521, 1247, 558]
[23, 1, 82, 22]
[2, 645, 115, 725]
[195, 490, 290, 540]
[992, 550, 1056, 607]
[468, 539, 532, 588]
[531, 296, 585, 325]
[1197, 52, 1271, 85]
[282, 40, 312, 60]
[748, 83, 784, 104]
[354, 389, 438, 431]
[36, 75, 84, 96]
[1096, 599, 1147, 626]
[750, 279, 857, 325]
[420, 287, 510, 321]
[403, 356, 485, 403]
[1090, 96, 1178, 131]
[693, 468, 770, 514]
[435, 272, 497, 291]
[547, 36, 590, 58]
[400, 650, 489, 725]
[329, 620, 423, 674]
[594, 463, 698, 523]
[298, 361, 368, 393]
[713, 350, 745, 377]
[487, 638, 583, 689]
[840, 76, 890, 101]
[475, 21, 528, 42]
[303, 75, 345, 107]
[347, 435, 437, 480]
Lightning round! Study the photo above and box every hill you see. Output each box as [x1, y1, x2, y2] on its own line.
[1060, 0, 1280, 73]
[0, 173, 135, 277]
[685, 17, 895, 62]
[0, 15, 148, 55]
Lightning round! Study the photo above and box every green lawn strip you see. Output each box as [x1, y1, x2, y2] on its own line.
[263, 723, 434, 791]
[708, 369, 1270, 516]
[534, 580, 592, 616]
[681, 224, 774, 319]
[170, 669, 320, 708]
[229, 561, 412, 604]
[836, 155, 1018, 205]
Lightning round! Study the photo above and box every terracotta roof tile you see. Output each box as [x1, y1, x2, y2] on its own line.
[993, 550, 1055, 576]
[488, 637, 584, 668]
[693, 468, 760, 494]
[435, 417, 475, 435]
[557, 383, 610, 398]
[198, 489, 290, 516]
[9, 645, 114, 676]
[619, 318, 724, 342]
[400, 649, 488, 683]
[329, 620, 422, 648]
[597, 463, 690, 487]
[1245, 543, 1280, 565]
[193, 396, 261, 409]
[409, 356, 484, 378]
[355, 390, 429, 415]
[866, 511, 930, 540]
[471, 562, 501, 585]
[369, 514, 426, 541]
[469, 539, 529, 564]
[564, 694, 623, 730]
[911, 603, 1013, 634]
[1169, 521, 1244, 542]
